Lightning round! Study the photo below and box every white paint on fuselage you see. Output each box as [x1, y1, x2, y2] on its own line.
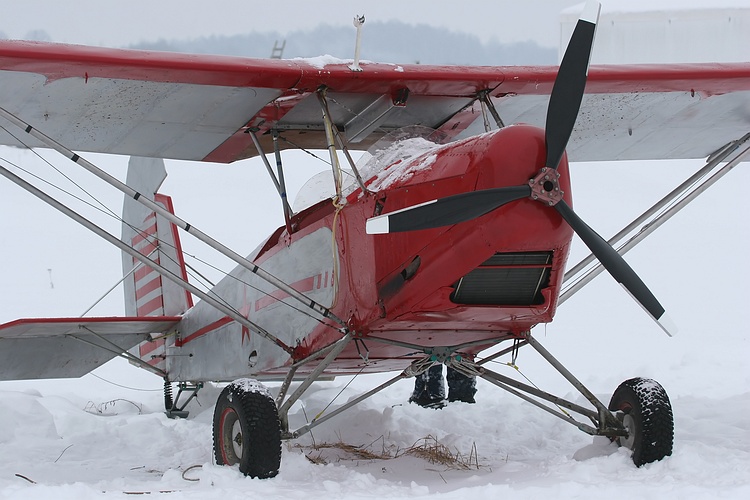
[168, 226, 338, 381]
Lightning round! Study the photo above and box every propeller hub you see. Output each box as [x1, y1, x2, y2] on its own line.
[529, 167, 564, 206]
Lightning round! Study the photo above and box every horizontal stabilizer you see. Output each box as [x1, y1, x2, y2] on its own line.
[0, 316, 180, 380]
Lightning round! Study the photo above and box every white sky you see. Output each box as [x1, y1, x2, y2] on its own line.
[4, 1, 739, 51]
[0, 1, 613, 48]
[4, 1, 738, 50]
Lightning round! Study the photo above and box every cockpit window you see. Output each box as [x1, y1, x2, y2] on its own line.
[292, 126, 444, 212]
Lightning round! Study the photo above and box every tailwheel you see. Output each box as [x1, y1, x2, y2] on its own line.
[213, 379, 282, 478]
[608, 377, 674, 467]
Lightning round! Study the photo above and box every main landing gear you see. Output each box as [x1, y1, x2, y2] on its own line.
[208, 332, 673, 478]
[608, 377, 674, 467]
[448, 334, 674, 467]
[212, 379, 282, 478]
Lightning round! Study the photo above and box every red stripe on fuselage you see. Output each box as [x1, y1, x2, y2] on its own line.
[175, 316, 233, 347]
[254, 276, 317, 312]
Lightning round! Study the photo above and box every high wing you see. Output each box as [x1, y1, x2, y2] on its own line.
[0, 316, 180, 380]
[1, 40, 749, 163]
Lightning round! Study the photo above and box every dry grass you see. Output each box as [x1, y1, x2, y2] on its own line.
[300, 441, 392, 464]
[294, 434, 483, 470]
[402, 435, 481, 470]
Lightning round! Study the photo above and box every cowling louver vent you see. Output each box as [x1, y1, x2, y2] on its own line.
[450, 252, 553, 306]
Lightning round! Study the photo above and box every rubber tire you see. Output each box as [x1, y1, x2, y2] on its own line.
[608, 377, 674, 467]
[213, 382, 282, 478]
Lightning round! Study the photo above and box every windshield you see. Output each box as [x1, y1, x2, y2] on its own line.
[293, 126, 445, 212]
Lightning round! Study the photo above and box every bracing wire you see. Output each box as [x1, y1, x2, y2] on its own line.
[0, 136, 342, 333]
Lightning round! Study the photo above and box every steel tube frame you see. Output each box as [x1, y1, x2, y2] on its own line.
[477, 339, 528, 366]
[524, 333, 621, 429]
[0, 105, 346, 330]
[476, 364, 599, 421]
[480, 374, 600, 435]
[0, 163, 294, 355]
[248, 130, 294, 219]
[272, 131, 294, 233]
[68, 332, 166, 377]
[278, 333, 353, 420]
[288, 370, 406, 439]
[274, 337, 356, 408]
[561, 133, 750, 303]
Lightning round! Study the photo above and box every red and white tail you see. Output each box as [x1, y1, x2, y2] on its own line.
[122, 157, 192, 373]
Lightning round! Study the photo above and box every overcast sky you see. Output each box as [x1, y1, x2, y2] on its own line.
[2, 1, 592, 48]
[4, 1, 735, 51]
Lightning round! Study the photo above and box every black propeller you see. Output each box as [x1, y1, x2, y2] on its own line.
[553, 199, 675, 336]
[544, 0, 599, 171]
[366, 0, 600, 234]
[365, 185, 531, 234]
[365, 0, 676, 336]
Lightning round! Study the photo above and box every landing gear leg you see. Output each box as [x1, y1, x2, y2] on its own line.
[164, 380, 203, 419]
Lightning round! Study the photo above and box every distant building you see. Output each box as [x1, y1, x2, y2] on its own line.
[560, 1, 750, 63]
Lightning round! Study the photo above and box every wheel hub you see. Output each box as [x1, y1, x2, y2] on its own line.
[620, 412, 636, 450]
[231, 419, 244, 457]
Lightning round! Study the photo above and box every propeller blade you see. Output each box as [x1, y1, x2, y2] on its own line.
[545, 0, 600, 170]
[554, 200, 677, 336]
[366, 185, 531, 234]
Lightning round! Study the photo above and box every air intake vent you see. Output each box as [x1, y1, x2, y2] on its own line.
[450, 252, 553, 306]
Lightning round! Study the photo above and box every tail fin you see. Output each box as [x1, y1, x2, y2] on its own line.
[122, 157, 192, 372]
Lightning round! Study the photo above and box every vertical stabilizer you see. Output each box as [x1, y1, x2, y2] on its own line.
[122, 157, 192, 372]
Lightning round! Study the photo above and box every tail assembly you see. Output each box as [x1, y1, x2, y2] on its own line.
[122, 157, 192, 373]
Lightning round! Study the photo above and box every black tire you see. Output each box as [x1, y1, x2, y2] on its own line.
[213, 379, 282, 478]
[608, 377, 674, 467]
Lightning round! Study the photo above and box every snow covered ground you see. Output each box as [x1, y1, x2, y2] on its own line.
[2, 1, 749, 497]
[1, 143, 748, 498]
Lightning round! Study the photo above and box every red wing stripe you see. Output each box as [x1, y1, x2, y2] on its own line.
[175, 316, 234, 347]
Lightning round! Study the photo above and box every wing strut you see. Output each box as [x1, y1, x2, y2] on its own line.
[365, 1, 676, 337]
[0, 162, 295, 355]
[561, 132, 750, 304]
[478, 90, 505, 131]
[0, 105, 347, 332]
[317, 87, 370, 194]
[248, 130, 294, 230]
[69, 328, 167, 377]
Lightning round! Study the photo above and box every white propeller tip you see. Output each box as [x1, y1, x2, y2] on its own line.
[580, 1, 601, 25]
[366, 215, 389, 234]
[656, 312, 678, 337]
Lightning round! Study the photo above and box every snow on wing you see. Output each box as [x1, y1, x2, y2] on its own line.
[1, 40, 749, 164]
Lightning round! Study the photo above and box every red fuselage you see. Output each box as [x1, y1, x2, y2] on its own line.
[254, 124, 574, 375]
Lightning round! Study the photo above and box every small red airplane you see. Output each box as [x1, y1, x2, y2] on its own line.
[1, 1, 749, 478]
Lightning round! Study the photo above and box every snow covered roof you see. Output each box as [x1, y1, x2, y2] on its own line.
[561, 1, 750, 63]
[563, 0, 750, 15]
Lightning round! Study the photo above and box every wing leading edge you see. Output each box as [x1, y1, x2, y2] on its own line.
[1, 40, 749, 164]
[0, 316, 180, 380]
